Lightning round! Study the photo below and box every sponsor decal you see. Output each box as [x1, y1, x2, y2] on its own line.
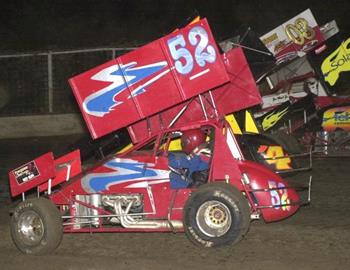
[261, 93, 289, 110]
[284, 17, 316, 46]
[13, 161, 40, 184]
[261, 33, 278, 46]
[321, 38, 350, 86]
[268, 180, 291, 211]
[262, 107, 289, 131]
[188, 227, 214, 247]
[14, 201, 34, 218]
[322, 106, 350, 131]
[272, 95, 289, 103]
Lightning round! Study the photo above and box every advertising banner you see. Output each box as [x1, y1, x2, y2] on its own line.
[321, 38, 350, 87]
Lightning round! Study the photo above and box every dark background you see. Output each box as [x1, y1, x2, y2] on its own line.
[1, 0, 349, 53]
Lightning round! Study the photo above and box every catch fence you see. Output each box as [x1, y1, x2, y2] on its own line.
[0, 47, 134, 115]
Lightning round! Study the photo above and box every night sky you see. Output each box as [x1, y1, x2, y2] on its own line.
[0, 0, 349, 53]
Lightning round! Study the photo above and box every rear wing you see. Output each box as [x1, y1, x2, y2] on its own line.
[259, 9, 325, 64]
[128, 47, 262, 143]
[69, 18, 229, 139]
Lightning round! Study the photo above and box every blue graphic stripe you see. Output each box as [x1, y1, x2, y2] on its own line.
[85, 161, 158, 192]
[84, 62, 167, 117]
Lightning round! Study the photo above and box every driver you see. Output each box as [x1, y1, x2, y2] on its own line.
[168, 129, 211, 189]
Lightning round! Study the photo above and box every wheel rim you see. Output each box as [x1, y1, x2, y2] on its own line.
[196, 200, 232, 237]
[16, 210, 44, 246]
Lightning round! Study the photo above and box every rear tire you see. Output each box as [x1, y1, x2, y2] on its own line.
[10, 197, 63, 255]
[267, 131, 303, 154]
[183, 183, 250, 247]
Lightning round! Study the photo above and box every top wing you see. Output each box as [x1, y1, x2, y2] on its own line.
[259, 9, 325, 64]
[69, 18, 229, 139]
[127, 47, 262, 143]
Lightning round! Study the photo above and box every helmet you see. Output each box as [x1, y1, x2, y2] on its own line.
[181, 129, 206, 154]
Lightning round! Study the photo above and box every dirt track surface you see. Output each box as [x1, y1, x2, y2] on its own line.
[0, 137, 349, 270]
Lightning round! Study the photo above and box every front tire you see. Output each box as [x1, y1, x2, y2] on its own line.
[10, 197, 63, 255]
[183, 183, 250, 247]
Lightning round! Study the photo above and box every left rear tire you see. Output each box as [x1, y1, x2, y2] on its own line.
[10, 197, 63, 255]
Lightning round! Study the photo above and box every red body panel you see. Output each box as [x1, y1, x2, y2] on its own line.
[38, 150, 82, 193]
[69, 18, 229, 139]
[49, 153, 191, 223]
[314, 96, 350, 109]
[238, 160, 299, 222]
[210, 125, 242, 183]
